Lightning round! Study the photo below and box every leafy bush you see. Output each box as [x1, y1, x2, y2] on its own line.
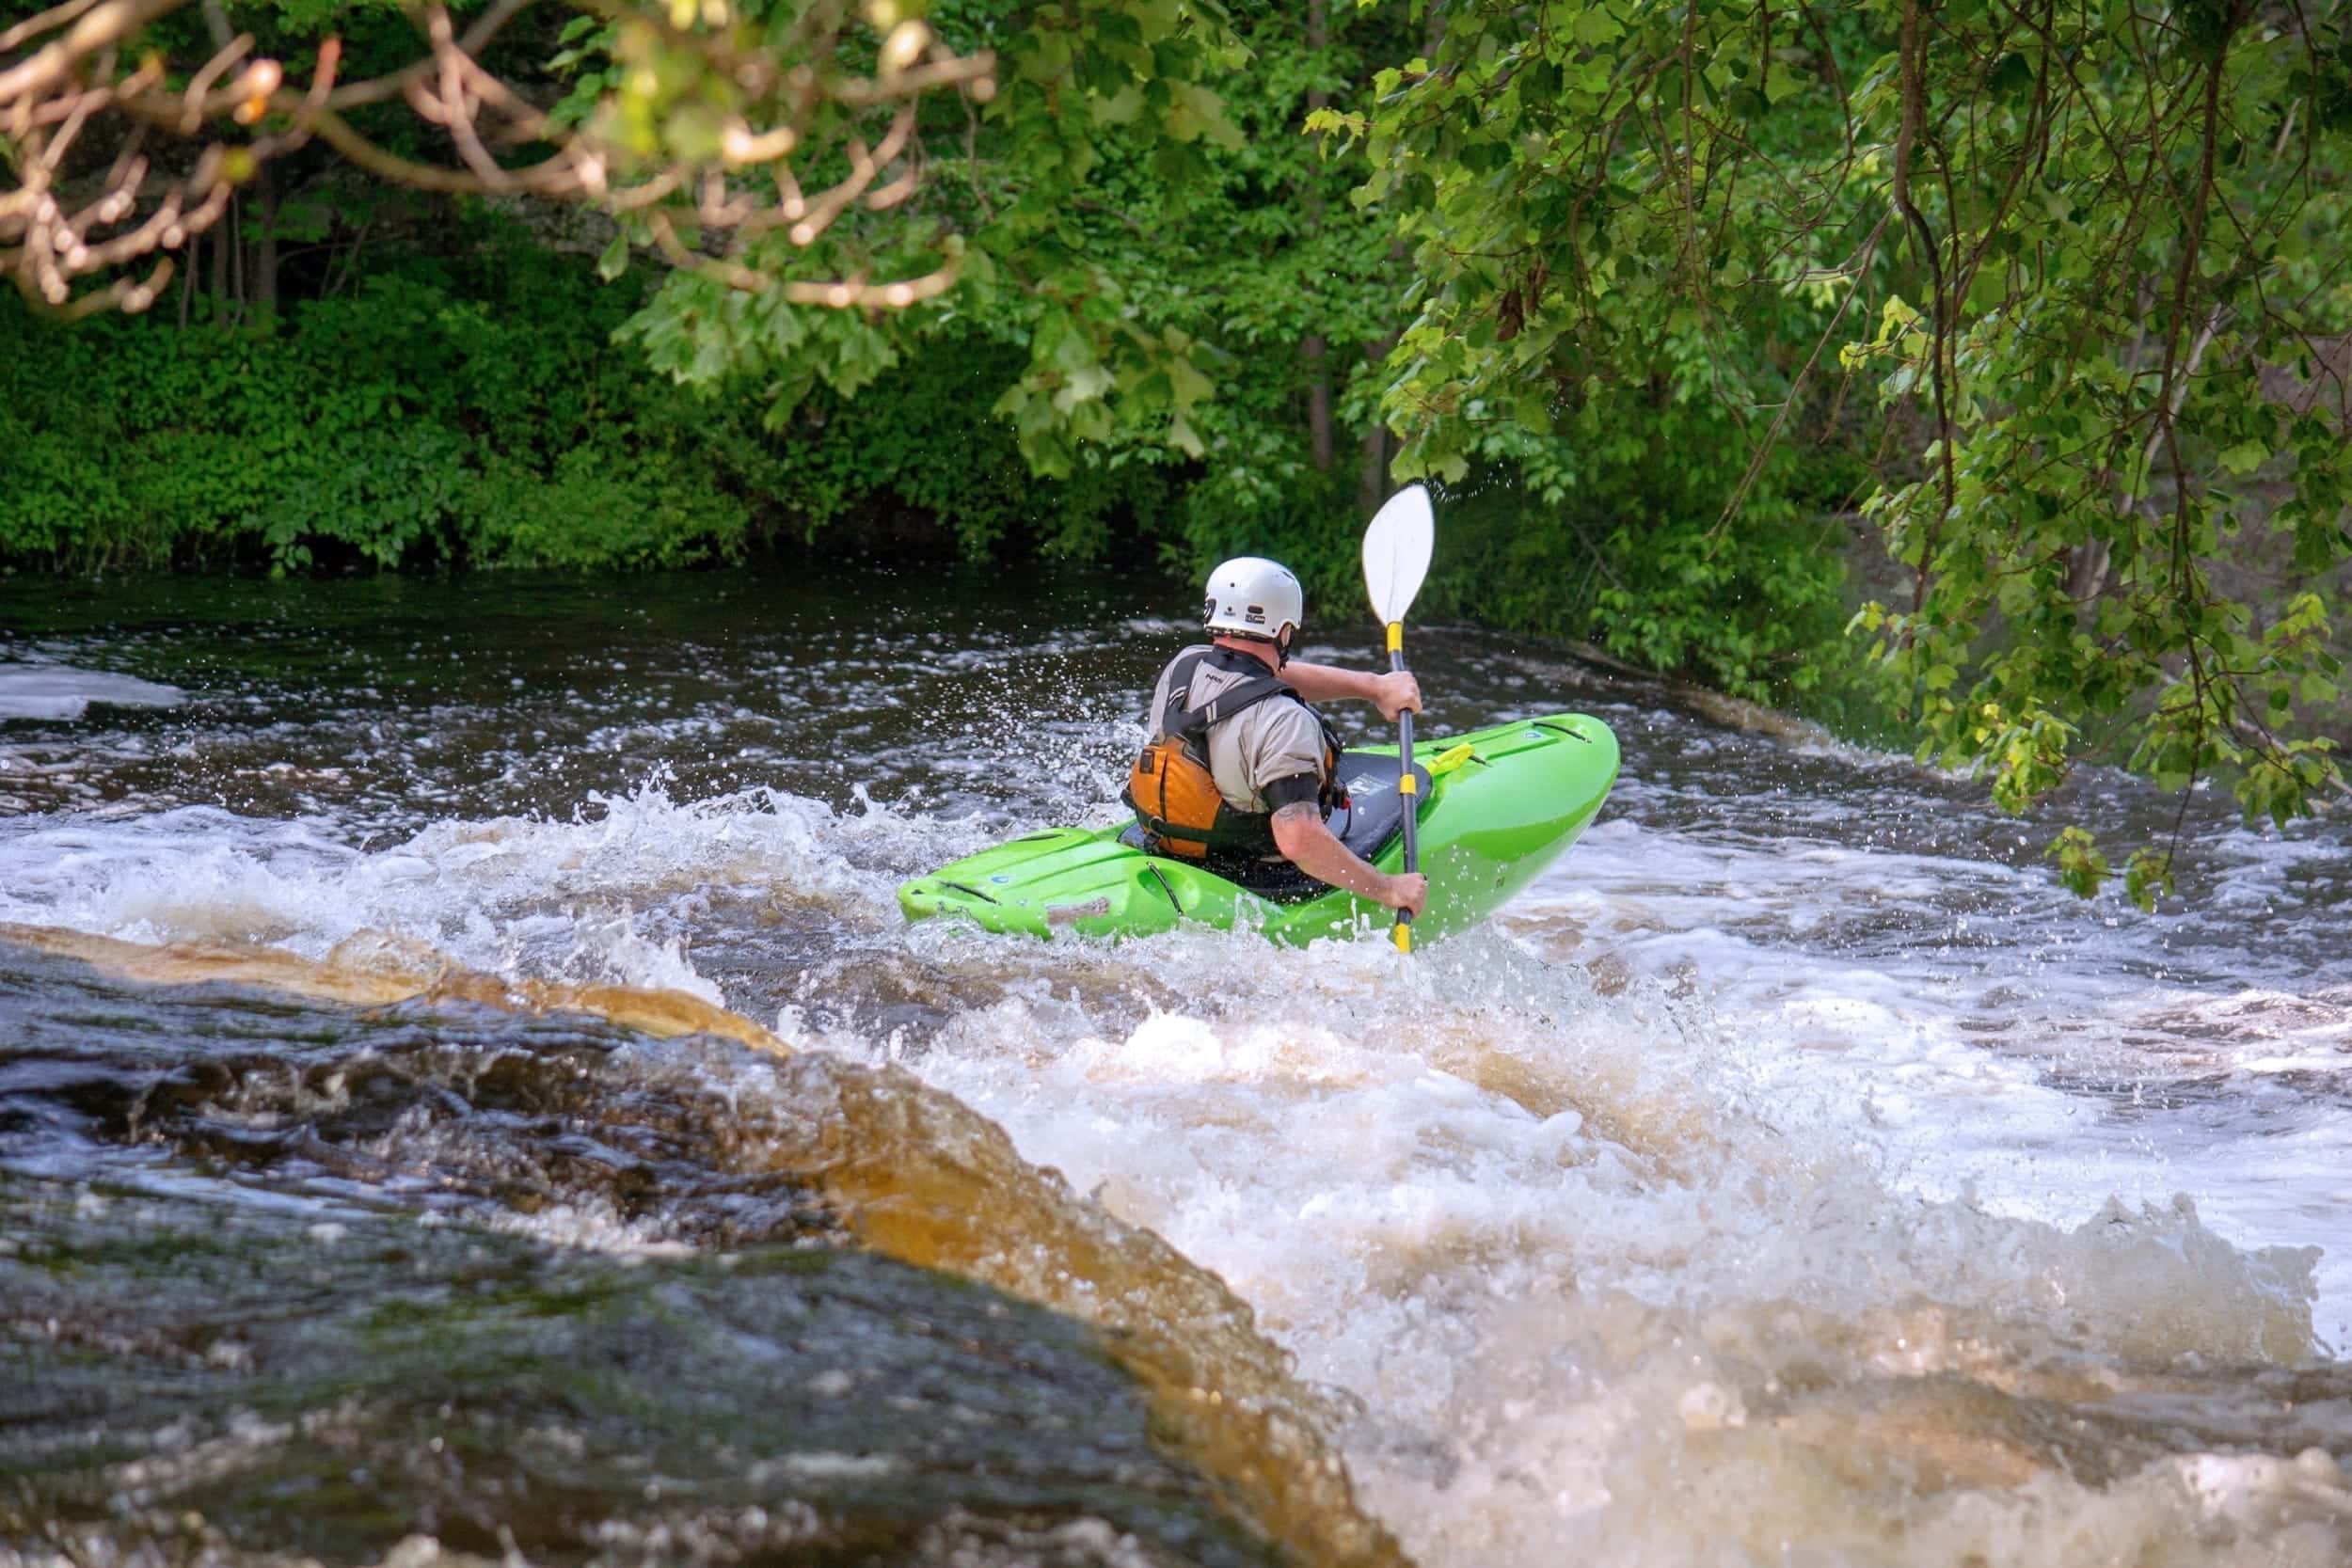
[0, 224, 755, 572]
[0, 214, 1202, 576]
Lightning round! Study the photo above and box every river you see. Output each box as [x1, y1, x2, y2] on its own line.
[4, 568, 2349, 1567]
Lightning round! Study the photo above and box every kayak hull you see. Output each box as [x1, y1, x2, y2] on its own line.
[898, 712, 1619, 946]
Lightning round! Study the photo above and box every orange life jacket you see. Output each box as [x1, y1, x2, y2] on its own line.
[1123, 647, 1342, 860]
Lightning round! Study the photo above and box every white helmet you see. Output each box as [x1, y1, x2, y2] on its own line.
[1202, 557, 1304, 643]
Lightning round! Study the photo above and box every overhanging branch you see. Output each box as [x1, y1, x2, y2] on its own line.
[1, 0, 996, 318]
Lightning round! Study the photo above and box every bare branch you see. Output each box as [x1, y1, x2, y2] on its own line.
[3, 0, 999, 317]
[0, 0, 105, 56]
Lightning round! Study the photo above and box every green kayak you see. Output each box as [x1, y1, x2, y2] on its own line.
[898, 711, 1619, 945]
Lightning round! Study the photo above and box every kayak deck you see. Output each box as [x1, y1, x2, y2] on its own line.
[898, 711, 1619, 946]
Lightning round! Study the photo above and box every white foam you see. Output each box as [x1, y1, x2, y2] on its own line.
[0, 659, 184, 721]
[0, 781, 993, 994]
[890, 927, 2334, 1565]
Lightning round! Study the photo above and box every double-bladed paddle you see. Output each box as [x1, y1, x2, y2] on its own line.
[1361, 484, 1435, 953]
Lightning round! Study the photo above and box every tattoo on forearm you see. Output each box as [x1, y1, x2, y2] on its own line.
[1272, 802, 1319, 825]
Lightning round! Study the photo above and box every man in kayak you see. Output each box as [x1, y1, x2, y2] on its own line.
[1125, 557, 1429, 916]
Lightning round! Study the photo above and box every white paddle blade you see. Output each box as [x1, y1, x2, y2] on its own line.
[1361, 483, 1435, 626]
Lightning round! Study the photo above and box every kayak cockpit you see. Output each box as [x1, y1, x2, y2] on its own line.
[1115, 750, 1434, 902]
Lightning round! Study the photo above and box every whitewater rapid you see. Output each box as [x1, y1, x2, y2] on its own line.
[6, 578, 2350, 1566]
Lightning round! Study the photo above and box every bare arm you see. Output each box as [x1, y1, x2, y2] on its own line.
[1270, 803, 1428, 914]
[1281, 659, 1422, 721]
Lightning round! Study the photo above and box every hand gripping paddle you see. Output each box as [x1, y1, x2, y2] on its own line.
[1360, 483, 1435, 953]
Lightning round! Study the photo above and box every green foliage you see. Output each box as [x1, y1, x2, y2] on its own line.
[13, 0, 1940, 735]
[1352, 0, 2352, 889]
[605, 0, 1871, 705]
[1294, 0, 1897, 707]
[1389, 317, 1865, 703]
[734, 329, 1184, 561]
[460, 445, 750, 570]
[0, 227, 759, 572]
[2046, 827, 2109, 901]
[595, 0, 1262, 478]
[594, 2, 1428, 572]
[0, 212, 1194, 573]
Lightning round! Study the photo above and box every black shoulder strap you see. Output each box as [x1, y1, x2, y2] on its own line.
[1157, 649, 1293, 736]
[1156, 650, 1212, 736]
[1171, 675, 1293, 742]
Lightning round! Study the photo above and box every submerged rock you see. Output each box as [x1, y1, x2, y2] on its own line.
[0, 1172, 1278, 1568]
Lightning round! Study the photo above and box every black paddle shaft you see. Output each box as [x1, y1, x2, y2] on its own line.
[1391, 643, 1416, 925]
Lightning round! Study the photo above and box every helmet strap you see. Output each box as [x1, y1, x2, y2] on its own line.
[1210, 628, 1292, 670]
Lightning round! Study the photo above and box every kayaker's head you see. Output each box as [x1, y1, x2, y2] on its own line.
[1202, 557, 1303, 669]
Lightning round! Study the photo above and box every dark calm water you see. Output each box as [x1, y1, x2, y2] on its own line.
[5, 567, 2351, 1567]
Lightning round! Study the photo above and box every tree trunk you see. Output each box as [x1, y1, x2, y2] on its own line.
[2063, 541, 2111, 605]
[1359, 421, 1389, 515]
[249, 166, 279, 321]
[1300, 0, 1334, 471]
[1358, 301, 1406, 512]
[1343, 4, 1442, 507]
[1304, 338, 1334, 471]
[326, 218, 363, 297]
[199, 0, 239, 323]
[227, 195, 244, 325]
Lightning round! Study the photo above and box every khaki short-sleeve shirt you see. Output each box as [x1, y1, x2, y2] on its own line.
[1148, 644, 1327, 814]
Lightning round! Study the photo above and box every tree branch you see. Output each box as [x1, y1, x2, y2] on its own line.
[2, 0, 998, 317]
